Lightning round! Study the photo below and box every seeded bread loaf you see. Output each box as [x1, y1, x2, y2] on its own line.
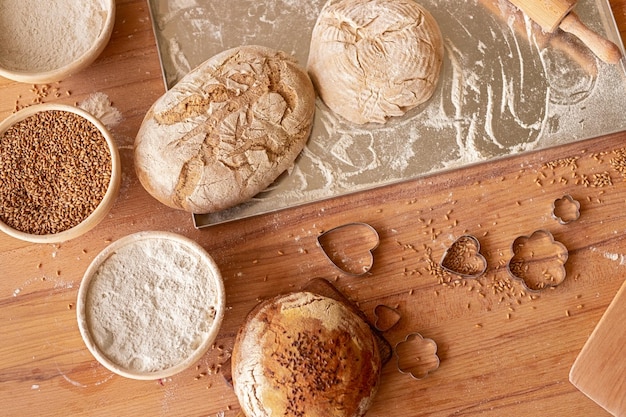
[232, 291, 382, 417]
[134, 45, 316, 213]
[307, 0, 443, 124]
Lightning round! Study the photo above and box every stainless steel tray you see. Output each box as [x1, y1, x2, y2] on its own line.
[147, 0, 626, 227]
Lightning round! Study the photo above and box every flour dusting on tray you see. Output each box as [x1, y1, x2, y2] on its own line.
[147, 0, 626, 226]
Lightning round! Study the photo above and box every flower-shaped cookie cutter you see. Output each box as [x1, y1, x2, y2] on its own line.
[440, 235, 487, 279]
[507, 230, 569, 292]
[394, 332, 440, 380]
[317, 222, 380, 276]
[552, 195, 581, 225]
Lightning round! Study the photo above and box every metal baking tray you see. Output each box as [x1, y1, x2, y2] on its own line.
[146, 0, 626, 227]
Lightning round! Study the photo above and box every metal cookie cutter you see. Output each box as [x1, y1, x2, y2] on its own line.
[394, 332, 440, 380]
[374, 304, 401, 332]
[552, 194, 581, 225]
[317, 222, 380, 276]
[440, 235, 487, 279]
[507, 230, 569, 292]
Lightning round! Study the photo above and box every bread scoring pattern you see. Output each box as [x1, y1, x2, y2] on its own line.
[135, 46, 315, 213]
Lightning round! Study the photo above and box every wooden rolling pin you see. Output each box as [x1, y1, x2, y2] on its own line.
[508, 0, 623, 64]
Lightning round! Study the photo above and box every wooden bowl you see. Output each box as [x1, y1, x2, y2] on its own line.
[0, 0, 116, 83]
[76, 231, 226, 380]
[0, 104, 121, 243]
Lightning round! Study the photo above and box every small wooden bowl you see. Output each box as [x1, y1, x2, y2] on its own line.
[76, 231, 226, 380]
[0, 1, 116, 83]
[0, 104, 121, 243]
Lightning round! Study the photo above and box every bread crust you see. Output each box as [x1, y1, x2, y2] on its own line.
[307, 0, 443, 124]
[135, 45, 316, 213]
[232, 291, 382, 417]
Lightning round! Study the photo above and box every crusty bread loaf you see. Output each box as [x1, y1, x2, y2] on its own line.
[232, 291, 381, 417]
[307, 0, 443, 124]
[134, 45, 316, 213]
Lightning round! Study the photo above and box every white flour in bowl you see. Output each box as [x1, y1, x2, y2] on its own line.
[0, 0, 106, 72]
[84, 236, 223, 373]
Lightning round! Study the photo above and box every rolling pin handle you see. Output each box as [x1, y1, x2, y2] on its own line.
[559, 12, 623, 65]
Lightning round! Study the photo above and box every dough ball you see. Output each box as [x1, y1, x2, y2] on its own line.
[307, 0, 444, 124]
[232, 291, 382, 417]
[134, 45, 316, 213]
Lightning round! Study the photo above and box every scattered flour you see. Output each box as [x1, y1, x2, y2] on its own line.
[590, 246, 626, 266]
[61, 373, 87, 388]
[0, 0, 106, 72]
[84, 236, 223, 373]
[78, 92, 123, 129]
[151, 0, 626, 226]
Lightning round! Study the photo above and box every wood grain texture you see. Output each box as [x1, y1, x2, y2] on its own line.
[570, 280, 626, 416]
[1, 1, 625, 416]
[508, 0, 575, 31]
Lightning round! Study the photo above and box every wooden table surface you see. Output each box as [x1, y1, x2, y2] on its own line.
[1, 1, 626, 416]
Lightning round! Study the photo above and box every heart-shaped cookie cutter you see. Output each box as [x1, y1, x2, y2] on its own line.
[507, 229, 569, 292]
[374, 304, 402, 332]
[440, 235, 487, 279]
[317, 222, 380, 276]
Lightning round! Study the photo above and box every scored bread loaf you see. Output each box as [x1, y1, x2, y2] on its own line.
[134, 45, 316, 213]
[232, 291, 382, 417]
[307, 0, 443, 124]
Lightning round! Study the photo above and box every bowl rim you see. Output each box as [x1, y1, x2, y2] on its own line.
[0, 0, 116, 84]
[75, 231, 226, 380]
[0, 103, 121, 243]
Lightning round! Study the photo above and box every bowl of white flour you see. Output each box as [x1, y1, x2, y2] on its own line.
[0, 0, 115, 83]
[76, 231, 226, 380]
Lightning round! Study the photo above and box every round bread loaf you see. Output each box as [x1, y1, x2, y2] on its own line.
[232, 291, 381, 417]
[134, 45, 316, 213]
[307, 0, 443, 124]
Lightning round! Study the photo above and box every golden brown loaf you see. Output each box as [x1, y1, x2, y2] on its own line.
[232, 291, 382, 417]
[307, 0, 443, 124]
[134, 45, 316, 213]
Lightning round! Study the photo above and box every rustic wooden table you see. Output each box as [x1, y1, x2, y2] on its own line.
[1, 1, 626, 416]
